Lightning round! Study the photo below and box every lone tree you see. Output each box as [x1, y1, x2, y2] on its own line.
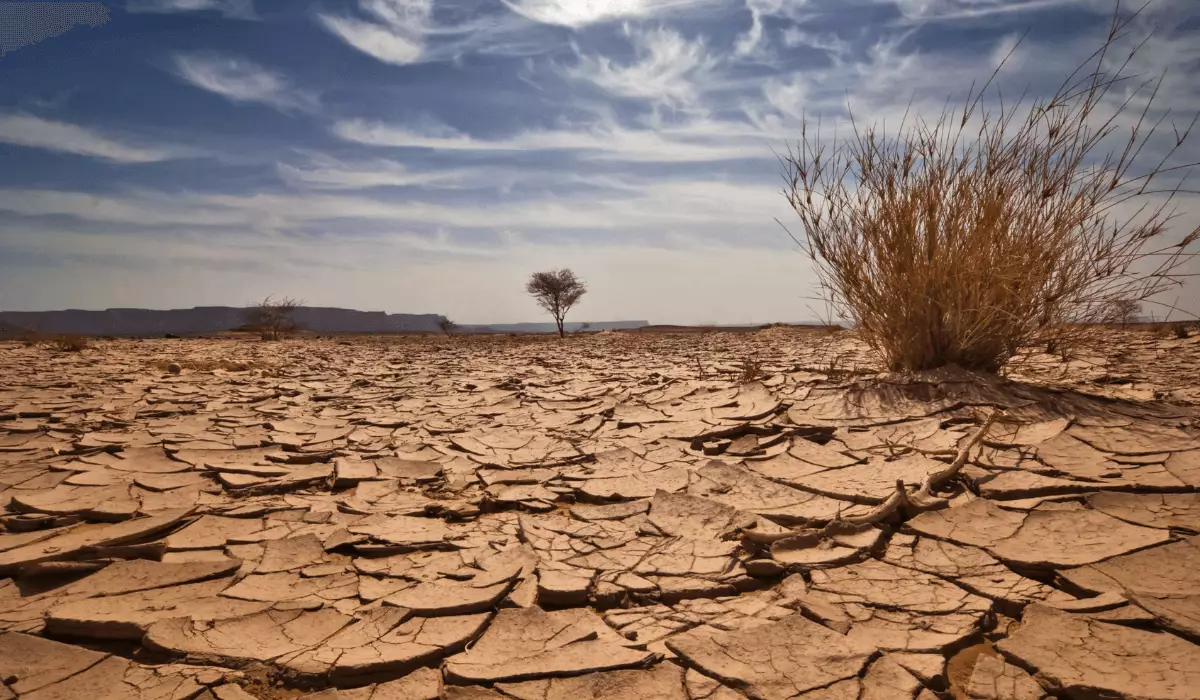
[1102, 299, 1141, 326]
[526, 269, 587, 338]
[244, 296, 303, 341]
[437, 317, 457, 336]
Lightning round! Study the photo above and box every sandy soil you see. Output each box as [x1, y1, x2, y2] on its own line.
[1, 327, 1199, 699]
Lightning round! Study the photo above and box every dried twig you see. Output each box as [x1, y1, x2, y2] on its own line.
[817, 410, 1000, 532]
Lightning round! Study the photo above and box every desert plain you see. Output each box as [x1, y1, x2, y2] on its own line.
[2, 326, 1200, 700]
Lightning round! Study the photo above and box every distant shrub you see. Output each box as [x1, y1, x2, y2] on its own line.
[1100, 299, 1141, 326]
[52, 334, 88, 352]
[782, 10, 1198, 372]
[243, 296, 303, 341]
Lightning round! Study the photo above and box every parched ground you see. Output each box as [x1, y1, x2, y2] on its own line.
[2, 327, 1200, 700]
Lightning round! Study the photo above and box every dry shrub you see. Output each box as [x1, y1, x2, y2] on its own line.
[51, 334, 88, 352]
[783, 8, 1199, 373]
[738, 357, 763, 383]
[1172, 322, 1192, 339]
[243, 296, 303, 341]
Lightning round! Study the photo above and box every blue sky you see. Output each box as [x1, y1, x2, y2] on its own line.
[0, 0, 1198, 324]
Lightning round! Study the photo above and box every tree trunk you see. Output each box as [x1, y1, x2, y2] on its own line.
[556, 317, 564, 337]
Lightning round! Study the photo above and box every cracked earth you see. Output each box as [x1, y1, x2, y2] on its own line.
[2, 327, 1200, 700]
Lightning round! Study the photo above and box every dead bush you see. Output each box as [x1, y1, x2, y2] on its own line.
[243, 296, 303, 341]
[783, 8, 1198, 372]
[738, 357, 763, 383]
[51, 334, 88, 352]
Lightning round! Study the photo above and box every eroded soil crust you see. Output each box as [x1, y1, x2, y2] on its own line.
[2, 328, 1199, 699]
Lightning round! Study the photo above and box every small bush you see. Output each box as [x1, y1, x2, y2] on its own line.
[1172, 322, 1192, 339]
[243, 296, 303, 341]
[738, 357, 763, 383]
[52, 334, 88, 352]
[782, 9, 1198, 373]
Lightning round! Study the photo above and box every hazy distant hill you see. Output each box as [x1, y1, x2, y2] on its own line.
[0, 307, 447, 336]
[459, 321, 648, 334]
[0, 320, 26, 339]
[0, 308, 649, 337]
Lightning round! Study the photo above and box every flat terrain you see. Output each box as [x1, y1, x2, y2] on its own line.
[2, 328, 1200, 700]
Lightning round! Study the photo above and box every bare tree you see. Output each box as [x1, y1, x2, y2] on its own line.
[437, 317, 457, 336]
[244, 296, 303, 341]
[1101, 299, 1141, 326]
[526, 269, 587, 338]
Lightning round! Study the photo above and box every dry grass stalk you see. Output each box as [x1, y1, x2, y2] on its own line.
[738, 357, 763, 383]
[782, 6, 1199, 372]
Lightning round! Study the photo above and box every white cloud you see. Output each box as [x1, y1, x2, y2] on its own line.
[734, 9, 764, 56]
[319, 0, 431, 65]
[125, 0, 255, 19]
[565, 24, 718, 105]
[276, 154, 465, 190]
[0, 175, 792, 236]
[0, 189, 248, 227]
[332, 117, 776, 162]
[319, 0, 550, 66]
[502, 0, 719, 28]
[320, 16, 423, 65]
[172, 53, 316, 112]
[0, 113, 171, 163]
[888, 0, 1086, 22]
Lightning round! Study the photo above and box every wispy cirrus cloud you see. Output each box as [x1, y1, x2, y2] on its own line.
[320, 0, 431, 66]
[332, 116, 774, 162]
[887, 0, 1090, 23]
[125, 0, 255, 19]
[276, 153, 466, 190]
[502, 0, 720, 28]
[565, 24, 718, 106]
[172, 53, 317, 112]
[319, 0, 550, 66]
[0, 113, 172, 163]
[0, 174, 793, 234]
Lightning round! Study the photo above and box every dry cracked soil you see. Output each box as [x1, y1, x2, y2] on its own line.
[2, 326, 1200, 700]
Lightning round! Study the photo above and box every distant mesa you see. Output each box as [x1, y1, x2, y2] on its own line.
[0, 320, 27, 340]
[0, 307, 648, 337]
[458, 322, 649, 334]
